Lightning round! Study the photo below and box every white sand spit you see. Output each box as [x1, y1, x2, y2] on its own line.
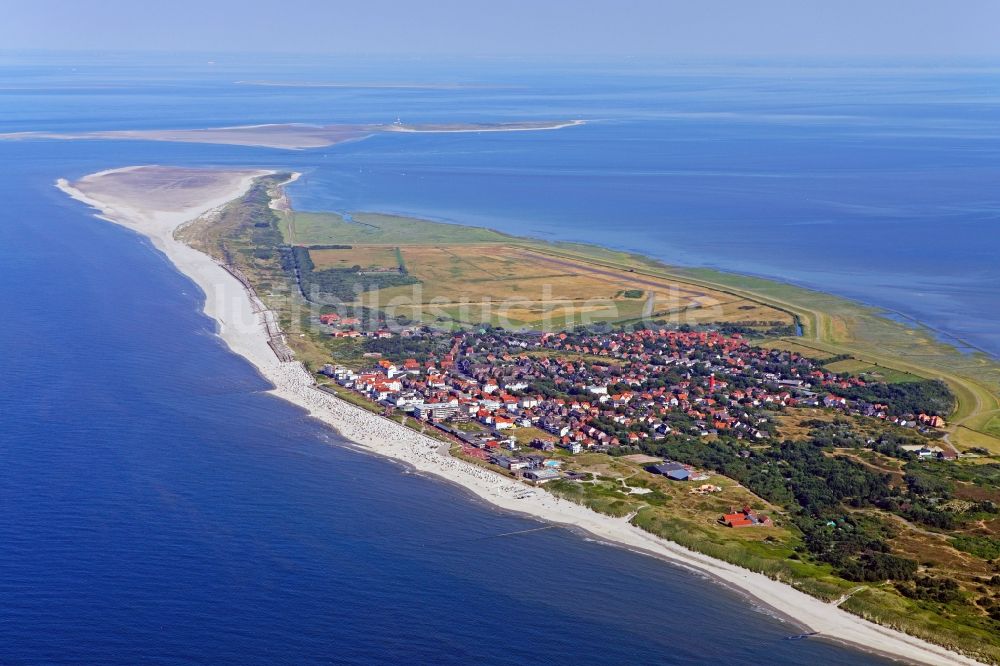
[7, 120, 583, 150]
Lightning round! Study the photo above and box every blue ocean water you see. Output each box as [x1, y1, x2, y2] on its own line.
[3, 52, 992, 664]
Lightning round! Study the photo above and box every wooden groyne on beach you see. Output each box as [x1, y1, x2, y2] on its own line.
[218, 261, 295, 362]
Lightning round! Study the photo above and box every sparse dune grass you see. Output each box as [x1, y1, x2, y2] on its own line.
[842, 587, 1000, 665]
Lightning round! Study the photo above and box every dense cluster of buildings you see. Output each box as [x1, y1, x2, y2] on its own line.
[320, 327, 937, 462]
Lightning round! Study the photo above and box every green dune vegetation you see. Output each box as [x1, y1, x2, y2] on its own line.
[178, 174, 1000, 663]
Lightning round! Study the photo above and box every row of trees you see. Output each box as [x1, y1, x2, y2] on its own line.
[836, 379, 954, 416]
[288, 246, 419, 302]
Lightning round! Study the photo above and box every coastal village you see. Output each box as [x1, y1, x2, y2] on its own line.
[317, 323, 954, 526]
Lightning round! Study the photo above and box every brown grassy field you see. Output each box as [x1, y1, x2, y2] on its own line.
[763, 339, 839, 360]
[309, 246, 401, 270]
[342, 243, 793, 329]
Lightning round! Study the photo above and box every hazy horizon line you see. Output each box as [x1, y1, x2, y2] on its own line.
[4, 49, 1000, 67]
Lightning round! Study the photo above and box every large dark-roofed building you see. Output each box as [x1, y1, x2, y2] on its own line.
[649, 462, 685, 475]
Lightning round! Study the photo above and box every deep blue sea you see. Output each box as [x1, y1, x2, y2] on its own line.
[4, 51, 996, 664]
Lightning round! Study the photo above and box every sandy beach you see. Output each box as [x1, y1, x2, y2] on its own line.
[5, 119, 582, 150]
[57, 166, 983, 666]
[22, 125, 372, 150]
[384, 119, 586, 133]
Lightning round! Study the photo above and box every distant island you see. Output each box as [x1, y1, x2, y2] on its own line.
[58, 165, 1000, 666]
[235, 80, 511, 90]
[2, 119, 584, 150]
[385, 119, 586, 133]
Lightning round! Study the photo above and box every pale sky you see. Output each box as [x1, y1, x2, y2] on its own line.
[4, 0, 1000, 58]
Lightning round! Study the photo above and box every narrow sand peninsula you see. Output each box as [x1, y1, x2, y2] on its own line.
[384, 119, 586, 133]
[7, 119, 583, 150]
[26, 124, 373, 150]
[57, 166, 982, 666]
